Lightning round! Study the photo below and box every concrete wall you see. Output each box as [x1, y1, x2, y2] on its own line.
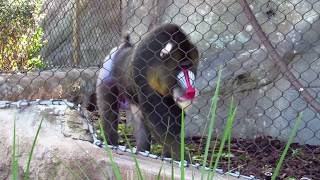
[40, 0, 122, 67]
[40, 0, 320, 145]
[123, 0, 320, 145]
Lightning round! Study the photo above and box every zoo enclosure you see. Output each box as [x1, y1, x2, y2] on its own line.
[1, 0, 320, 179]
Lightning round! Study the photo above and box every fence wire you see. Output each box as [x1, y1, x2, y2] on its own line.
[1, 0, 320, 179]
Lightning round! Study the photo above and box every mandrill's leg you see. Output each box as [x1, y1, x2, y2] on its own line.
[96, 82, 120, 145]
[137, 89, 190, 161]
[161, 96, 190, 161]
[130, 104, 151, 151]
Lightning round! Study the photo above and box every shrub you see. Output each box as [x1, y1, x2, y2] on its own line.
[0, 0, 46, 72]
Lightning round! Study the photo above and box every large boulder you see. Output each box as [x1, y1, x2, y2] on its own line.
[0, 68, 98, 106]
[0, 102, 235, 180]
[0, 102, 101, 179]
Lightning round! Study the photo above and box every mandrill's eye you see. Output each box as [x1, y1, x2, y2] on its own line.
[179, 60, 193, 69]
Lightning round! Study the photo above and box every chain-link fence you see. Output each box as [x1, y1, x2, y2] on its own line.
[1, 0, 320, 179]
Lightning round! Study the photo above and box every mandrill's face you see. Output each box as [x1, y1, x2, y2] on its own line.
[145, 32, 199, 110]
[158, 40, 199, 110]
[173, 68, 197, 110]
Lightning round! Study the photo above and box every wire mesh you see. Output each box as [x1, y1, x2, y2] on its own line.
[1, 0, 320, 179]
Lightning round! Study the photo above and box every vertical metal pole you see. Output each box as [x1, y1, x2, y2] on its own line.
[72, 0, 80, 66]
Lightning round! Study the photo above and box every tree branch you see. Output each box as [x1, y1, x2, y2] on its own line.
[238, 0, 320, 112]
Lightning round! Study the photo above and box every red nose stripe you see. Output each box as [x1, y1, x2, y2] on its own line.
[182, 69, 196, 99]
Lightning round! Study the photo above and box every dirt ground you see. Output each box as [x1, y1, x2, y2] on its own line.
[91, 111, 319, 180]
[186, 136, 319, 180]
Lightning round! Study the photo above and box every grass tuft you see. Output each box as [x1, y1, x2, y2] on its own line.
[99, 121, 122, 180]
[201, 66, 222, 179]
[210, 97, 237, 179]
[123, 132, 144, 180]
[207, 132, 218, 180]
[272, 113, 303, 180]
[12, 115, 18, 180]
[24, 117, 44, 180]
[156, 162, 164, 180]
[171, 150, 175, 180]
[180, 108, 185, 180]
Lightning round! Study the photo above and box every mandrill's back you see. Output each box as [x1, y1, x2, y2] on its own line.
[97, 37, 136, 99]
[112, 41, 137, 99]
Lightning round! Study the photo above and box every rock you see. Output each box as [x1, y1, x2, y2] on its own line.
[0, 68, 98, 107]
[0, 102, 236, 180]
[0, 102, 101, 179]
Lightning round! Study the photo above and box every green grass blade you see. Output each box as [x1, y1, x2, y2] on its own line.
[192, 169, 195, 180]
[24, 117, 44, 180]
[161, 119, 171, 157]
[272, 113, 303, 180]
[99, 121, 122, 180]
[171, 154, 174, 180]
[211, 99, 237, 179]
[186, 148, 195, 180]
[227, 129, 231, 172]
[201, 66, 222, 179]
[156, 162, 164, 180]
[208, 132, 219, 168]
[226, 97, 234, 173]
[207, 134, 218, 180]
[12, 115, 18, 180]
[123, 133, 143, 180]
[180, 108, 185, 180]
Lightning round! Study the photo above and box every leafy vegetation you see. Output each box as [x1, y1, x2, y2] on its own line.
[0, 0, 46, 72]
